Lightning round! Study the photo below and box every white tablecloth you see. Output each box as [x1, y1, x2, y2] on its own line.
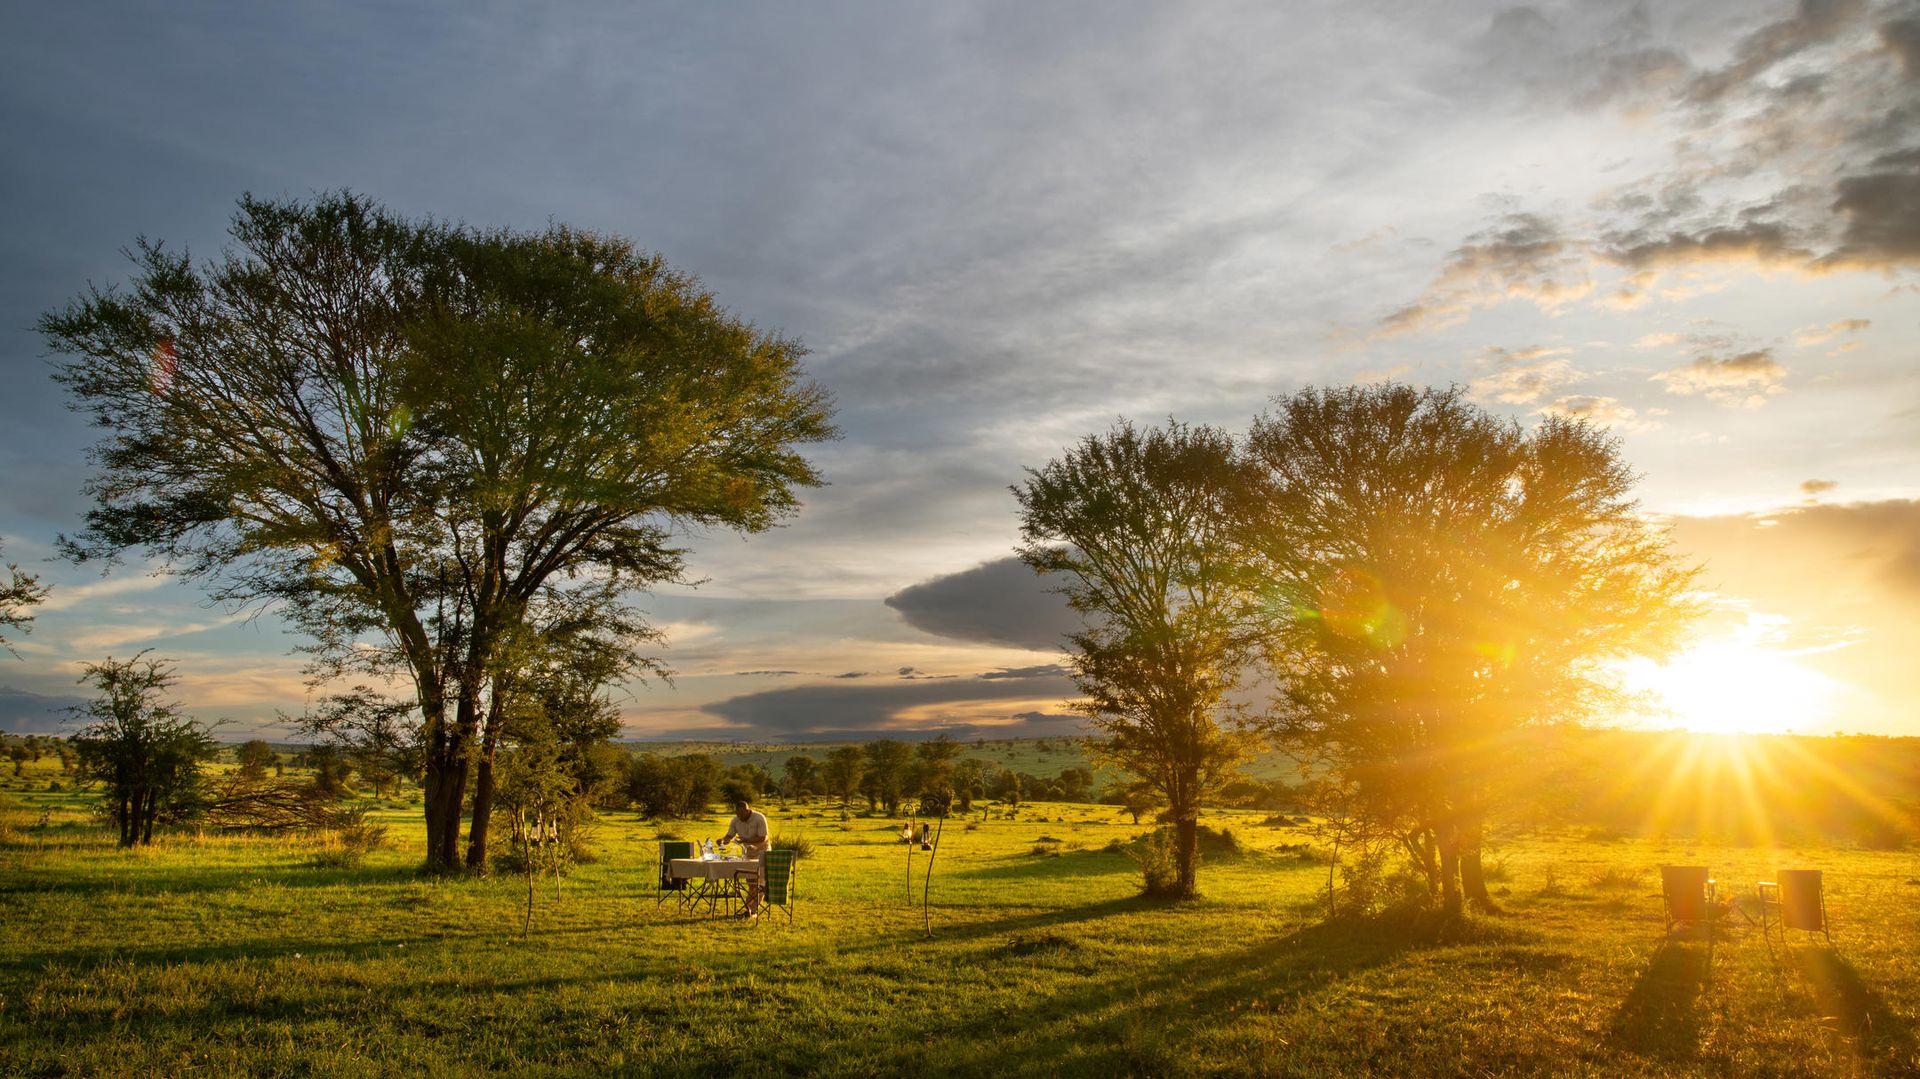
[668, 857, 758, 882]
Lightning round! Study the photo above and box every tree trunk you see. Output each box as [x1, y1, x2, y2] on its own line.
[422, 692, 478, 872]
[1173, 813, 1198, 899]
[1438, 830, 1462, 919]
[1460, 817, 1496, 912]
[465, 695, 505, 871]
[466, 757, 495, 871]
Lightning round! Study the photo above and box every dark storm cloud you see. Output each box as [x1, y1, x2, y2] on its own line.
[697, 664, 1079, 739]
[0, 684, 86, 734]
[1883, 14, 1920, 76]
[884, 557, 1079, 652]
[1826, 151, 1920, 267]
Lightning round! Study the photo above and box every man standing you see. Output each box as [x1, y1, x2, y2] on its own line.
[721, 799, 771, 917]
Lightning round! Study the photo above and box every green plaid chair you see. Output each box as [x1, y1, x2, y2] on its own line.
[656, 840, 694, 906]
[751, 849, 797, 924]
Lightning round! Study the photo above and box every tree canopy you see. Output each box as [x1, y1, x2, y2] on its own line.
[1240, 384, 1699, 914]
[40, 192, 836, 870]
[68, 652, 217, 847]
[1, 542, 49, 656]
[1015, 420, 1260, 898]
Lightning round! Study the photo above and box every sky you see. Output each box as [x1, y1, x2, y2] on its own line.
[1, 1, 1916, 742]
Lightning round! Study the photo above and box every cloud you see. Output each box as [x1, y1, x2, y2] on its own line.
[1884, 15, 1920, 77]
[0, 684, 88, 734]
[1651, 348, 1787, 406]
[1665, 499, 1920, 729]
[1379, 213, 1592, 334]
[1825, 152, 1920, 269]
[1467, 346, 1579, 405]
[1393, 1, 1916, 339]
[884, 556, 1079, 651]
[1794, 318, 1871, 345]
[1683, 0, 1868, 105]
[32, 574, 171, 613]
[1472, 5, 1688, 111]
[1540, 394, 1652, 430]
[696, 664, 1080, 739]
[65, 618, 238, 654]
[1799, 478, 1839, 497]
[1601, 221, 1814, 272]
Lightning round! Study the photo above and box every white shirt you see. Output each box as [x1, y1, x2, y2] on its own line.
[722, 809, 769, 852]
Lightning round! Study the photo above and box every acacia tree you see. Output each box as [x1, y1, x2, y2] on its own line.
[1015, 420, 1260, 898]
[1240, 384, 1698, 916]
[41, 192, 835, 871]
[861, 738, 913, 816]
[821, 745, 864, 818]
[1, 543, 49, 655]
[68, 652, 217, 846]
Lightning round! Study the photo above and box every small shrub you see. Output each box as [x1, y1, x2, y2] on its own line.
[1586, 866, 1642, 891]
[1035, 834, 1062, 844]
[1480, 857, 1512, 883]
[1126, 829, 1182, 897]
[1195, 824, 1240, 856]
[1538, 864, 1566, 897]
[311, 814, 388, 869]
[1276, 842, 1331, 864]
[1029, 842, 1061, 857]
[772, 833, 814, 859]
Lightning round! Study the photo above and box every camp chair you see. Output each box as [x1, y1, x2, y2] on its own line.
[738, 849, 796, 925]
[1759, 869, 1830, 950]
[656, 840, 694, 906]
[1660, 865, 1717, 958]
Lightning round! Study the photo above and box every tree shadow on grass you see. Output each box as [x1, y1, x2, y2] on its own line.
[0, 861, 425, 898]
[1791, 946, 1918, 1068]
[1609, 940, 1711, 1065]
[888, 909, 1542, 1078]
[951, 848, 1140, 882]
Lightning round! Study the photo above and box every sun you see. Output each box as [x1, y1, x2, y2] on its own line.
[1621, 635, 1843, 735]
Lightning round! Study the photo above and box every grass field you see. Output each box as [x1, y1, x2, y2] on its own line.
[2, 758, 1917, 1078]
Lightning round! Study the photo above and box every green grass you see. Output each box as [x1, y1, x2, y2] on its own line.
[3, 760, 1917, 1077]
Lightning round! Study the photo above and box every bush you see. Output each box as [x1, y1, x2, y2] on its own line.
[310, 811, 388, 869]
[1585, 866, 1642, 891]
[772, 833, 814, 859]
[1126, 829, 1182, 898]
[1195, 824, 1241, 856]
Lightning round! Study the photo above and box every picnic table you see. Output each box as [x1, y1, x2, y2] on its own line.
[668, 855, 760, 916]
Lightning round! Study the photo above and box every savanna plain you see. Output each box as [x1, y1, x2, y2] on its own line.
[2, 752, 1917, 1079]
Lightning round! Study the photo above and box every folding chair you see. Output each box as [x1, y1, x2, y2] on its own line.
[656, 840, 694, 907]
[1660, 865, 1717, 959]
[741, 849, 796, 925]
[1759, 869, 1830, 951]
